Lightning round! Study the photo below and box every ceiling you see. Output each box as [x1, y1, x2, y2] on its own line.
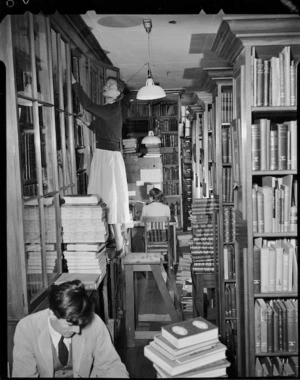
[79, 0, 298, 94]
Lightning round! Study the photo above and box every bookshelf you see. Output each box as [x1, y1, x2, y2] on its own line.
[124, 92, 184, 228]
[212, 15, 300, 377]
[6, 12, 118, 321]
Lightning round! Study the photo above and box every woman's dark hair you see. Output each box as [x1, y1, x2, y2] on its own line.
[149, 187, 164, 203]
[48, 280, 93, 327]
[107, 76, 126, 102]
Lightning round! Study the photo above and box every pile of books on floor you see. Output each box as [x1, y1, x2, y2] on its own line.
[144, 316, 230, 378]
[63, 242, 107, 281]
[176, 251, 193, 320]
[61, 195, 108, 243]
[123, 138, 138, 156]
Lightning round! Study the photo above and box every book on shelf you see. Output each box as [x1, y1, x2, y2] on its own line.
[260, 241, 270, 293]
[60, 194, 101, 205]
[253, 245, 261, 293]
[271, 243, 283, 292]
[54, 272, 102, 290]
[160, 316, 218, 349]
[144, 341, 227, 377]
[152, 358, 230, 378]
[255, 298, 268, 353]
[285, 299, 297, 352]
[251, 124, 260, 171]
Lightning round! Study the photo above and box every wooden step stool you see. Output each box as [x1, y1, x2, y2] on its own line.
[124, 252, 181, 347]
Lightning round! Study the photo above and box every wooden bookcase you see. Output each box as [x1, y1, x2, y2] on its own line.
[5, 13, 119, 370]
[212, 15, 300, 377]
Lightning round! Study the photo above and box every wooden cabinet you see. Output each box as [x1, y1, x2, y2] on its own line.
[212, 15, 300, 377]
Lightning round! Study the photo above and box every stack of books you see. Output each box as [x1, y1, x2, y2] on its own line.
[123, 138, 138, 156]
[26, 243, 57, 274]
[23, 197, 56, 244]
[63, 242, 107, 280]
[61, 197, 108, 243]
[144, 316, 230, 378]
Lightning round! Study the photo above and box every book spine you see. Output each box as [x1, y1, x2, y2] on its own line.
[257, 190, 264, 233]
[252, 187, 258, 232]
[251, 124, 261, 171]
[253, 245, 261, 293]
[277, 123, 288, 170]
[263, 60, 270, 106]
[269, 125, 278, 170]
[256, 58, 264, 106]
[267, 304, 274, 352]
[260, 246, 270, 293]
[279, 52, 285, 106]
[260, 119, 268, 171]
[268, 246, 276, 292]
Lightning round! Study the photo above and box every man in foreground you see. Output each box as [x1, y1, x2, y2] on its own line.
[12, 280, 129, 378]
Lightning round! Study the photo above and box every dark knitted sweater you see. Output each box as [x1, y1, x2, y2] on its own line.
[72, 82, 122, 151]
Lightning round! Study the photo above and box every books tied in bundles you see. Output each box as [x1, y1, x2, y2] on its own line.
[144, 316, 230, 377]
[54, 272, 103, 290]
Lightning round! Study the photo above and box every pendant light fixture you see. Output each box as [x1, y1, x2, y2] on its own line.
[136, 19, 166, 100]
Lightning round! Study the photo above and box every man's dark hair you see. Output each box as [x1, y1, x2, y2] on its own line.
[149, 187, 164, 203]
[48, 280, 93, 326]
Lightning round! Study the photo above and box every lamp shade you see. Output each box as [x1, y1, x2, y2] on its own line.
[141, 130, 161, 145]
[136, 77, 166, 100]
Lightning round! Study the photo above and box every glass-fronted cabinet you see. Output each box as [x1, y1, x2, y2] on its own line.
[8, 12, 117, 312]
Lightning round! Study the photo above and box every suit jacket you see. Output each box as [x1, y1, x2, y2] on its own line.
[12, 309, 129, 378]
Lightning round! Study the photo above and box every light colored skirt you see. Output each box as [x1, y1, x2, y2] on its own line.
[88, 149, 130, 225]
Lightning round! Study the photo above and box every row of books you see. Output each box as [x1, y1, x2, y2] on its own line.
[221, 91, 233, 124]
[163, 166, 179, 181]
[223, 206, 235, 243]
[152, 102, 178, 117]
[224, 244, 236, 280]
[155, 118, 178, 132]
[222, 167, 233, 203]
[161, 151, 178, 165]
[251, 119, 297, 171]
[160, 134, 178, 148]
[253, 238, 298, 293]
[224, 319, 237, 359]
[252, 175, 297, 233]
[255, 298, 298, 353]
[221, 125, 232, 167]
[127, 102, 150, 118]
[224, 283, 237, 318]
[256, 356, 298, 377]
[144, 316, 230, 378]
[163, 181, 179, 196]
[251, 46, 297, 107]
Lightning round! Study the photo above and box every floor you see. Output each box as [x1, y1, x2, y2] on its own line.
[114, 271, 167, 378]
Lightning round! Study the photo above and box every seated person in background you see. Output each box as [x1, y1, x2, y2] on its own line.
[141, 187, 171, 220]
[12, 280, 129, 378]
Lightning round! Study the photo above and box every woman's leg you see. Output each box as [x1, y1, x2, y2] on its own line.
[111, 223, 123, 251]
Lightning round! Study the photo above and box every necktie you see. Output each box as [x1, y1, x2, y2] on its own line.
[58, 336, 68, 366]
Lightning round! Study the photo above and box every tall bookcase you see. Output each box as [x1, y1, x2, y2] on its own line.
[212, 15, 300, 377]
[5, 13, 119, 372]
